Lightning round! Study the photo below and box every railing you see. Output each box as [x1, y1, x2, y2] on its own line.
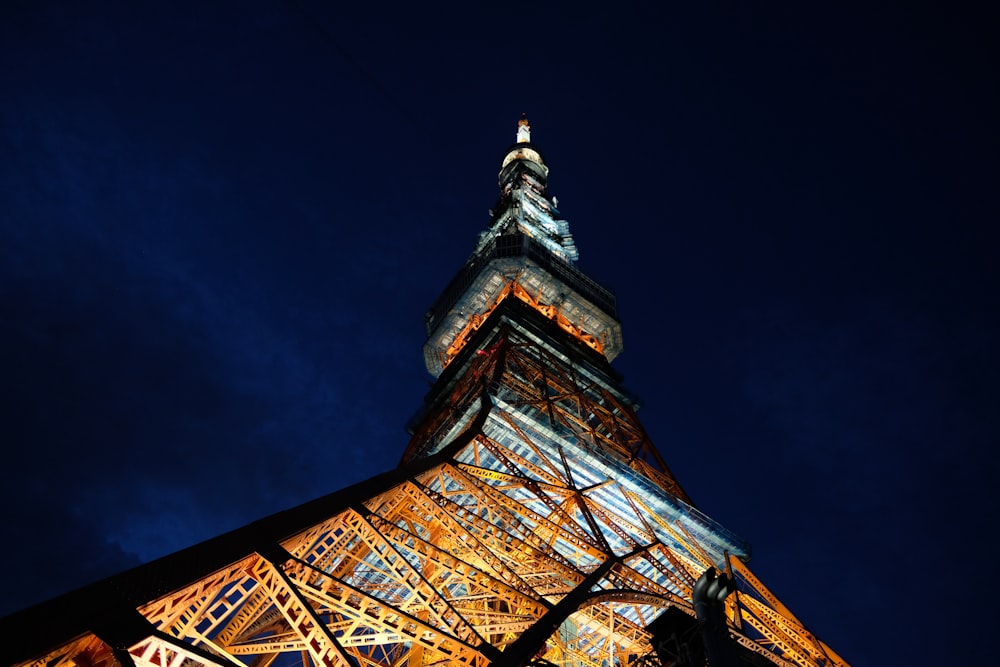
[425, 232, 618, 335]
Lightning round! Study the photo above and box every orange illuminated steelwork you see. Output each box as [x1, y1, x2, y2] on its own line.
[441, 273, 606, 369]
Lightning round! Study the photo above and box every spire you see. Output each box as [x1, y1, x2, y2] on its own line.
[516, 112, 531, 143]
[420, 117, 619, 376]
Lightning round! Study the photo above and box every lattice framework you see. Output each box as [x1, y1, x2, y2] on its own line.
[18, 328, 846, 667]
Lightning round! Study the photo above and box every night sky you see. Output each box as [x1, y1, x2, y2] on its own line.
[1, 2, 997, 664]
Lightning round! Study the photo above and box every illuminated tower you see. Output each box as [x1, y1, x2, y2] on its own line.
[0, 117, 848, 667]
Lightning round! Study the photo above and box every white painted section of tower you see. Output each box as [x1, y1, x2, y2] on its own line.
[517, 116, 531, 143]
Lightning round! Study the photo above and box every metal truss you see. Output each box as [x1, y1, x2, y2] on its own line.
[7, 326, 846, 667]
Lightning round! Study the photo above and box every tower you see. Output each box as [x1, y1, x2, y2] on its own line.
[0, 117, 847, 667]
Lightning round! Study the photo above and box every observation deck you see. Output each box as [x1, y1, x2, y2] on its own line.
[423, 230, 623, 377]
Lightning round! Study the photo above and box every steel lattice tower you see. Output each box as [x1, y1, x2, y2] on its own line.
[1, 117, 848, 667]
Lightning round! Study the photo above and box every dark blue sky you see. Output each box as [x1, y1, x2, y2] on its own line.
[1, 2, 997, 664]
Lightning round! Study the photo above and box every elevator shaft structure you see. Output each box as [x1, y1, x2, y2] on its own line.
[0, 117, 848, 667]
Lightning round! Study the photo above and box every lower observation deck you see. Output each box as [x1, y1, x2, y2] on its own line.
[423, 231, 623, 376]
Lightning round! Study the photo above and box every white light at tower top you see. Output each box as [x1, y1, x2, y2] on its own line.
[517, 113, 531, 143]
